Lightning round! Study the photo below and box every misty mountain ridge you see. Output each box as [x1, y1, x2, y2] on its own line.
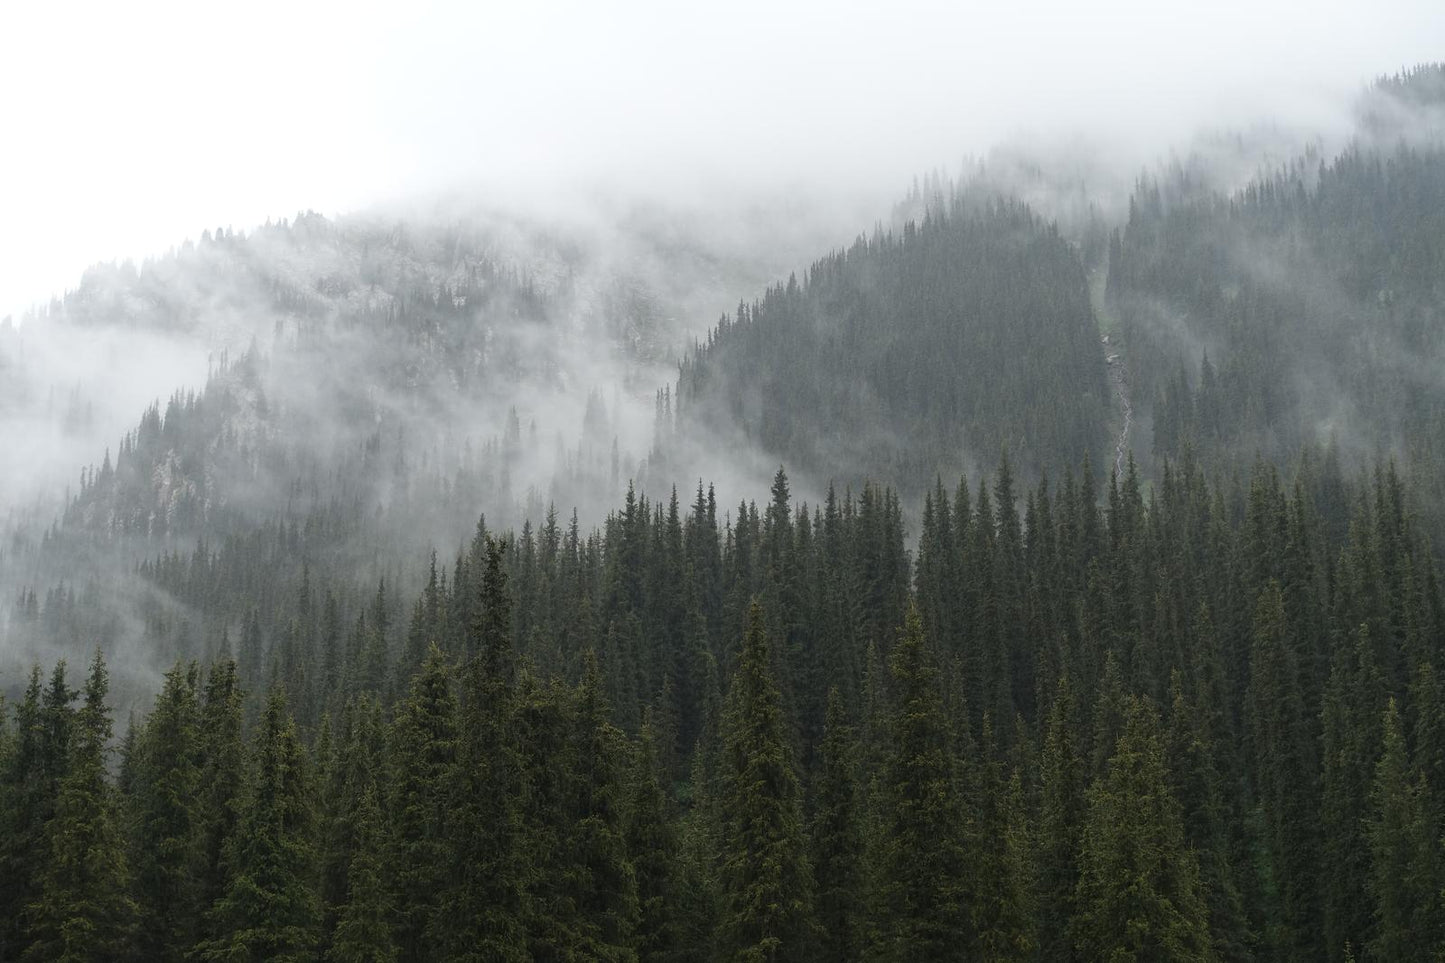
[5, 63, 1445, 684]
[1, 193, 870, 535]
[6, 52, 1445, 963]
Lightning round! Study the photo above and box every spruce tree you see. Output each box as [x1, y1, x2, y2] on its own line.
[129, 660, 202, 962]
[569, 653, 641, 961]
[1037, 676, 1086, 963]
[387, 644, 457, 960]
[968, 717, 1034, 961]
[516, 670, 582, 958]
[24, 650, 137, 962]
[436, 535, 530, 962]
[201, 688, 320, 962]
[1071, 696, 1214, 962]
[193, 658, 246, 944]
[317, 695, 384, 955]
[810, 689, 863, 963]
[1366, 698, 1443, 962]
[626, 711, 679, 963]
[873, 603, 970, 961]
[716, 600, 816, 961]
[1319, 625, 1384, 960]
[314, 711, 343, 951]
[674, 741, 723, 963]
[1164, 672, 1253, 961]
[1246, 581, 1320, 961]
[0, 667, 56, 959]
[327, 785, 397, 963]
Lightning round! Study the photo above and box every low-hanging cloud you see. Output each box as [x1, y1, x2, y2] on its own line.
[4, 0, 1442, 320]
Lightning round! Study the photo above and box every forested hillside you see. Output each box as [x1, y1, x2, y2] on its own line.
[0, 202, 844, 691]
[1110, 65, 1445, 528]
[4, 63, 1445, 963]
[1, 192, 863, 561]
[3, 453, 1443, 960]
[663, 201, 1110, 498]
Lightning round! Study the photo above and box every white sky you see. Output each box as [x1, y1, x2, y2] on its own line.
[2, 0, 1442, 320]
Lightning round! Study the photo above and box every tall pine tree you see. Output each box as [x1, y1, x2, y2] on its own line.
[128, 660, 202, 963]
[1071, 696, 1214, 962]
[810, 688, 863, 963]
[716, 600, 816, 961]
[24, 650, 137, 963]
[201, 688, 320, 963]
[873, 603, 971, 961]
[1365, 698, 1443, 962]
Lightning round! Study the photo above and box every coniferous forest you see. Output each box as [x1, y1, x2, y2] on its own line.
[4, 65, 1445, 962]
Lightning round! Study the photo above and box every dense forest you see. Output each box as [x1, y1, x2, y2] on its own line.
[3, 453, 1444, 961]
[665, 201, 1110, 499]
[1110, 71, 1445, 528]
[4, 65, 1445, 962]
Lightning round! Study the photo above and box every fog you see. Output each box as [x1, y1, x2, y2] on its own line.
[3, 0, 1444, 694]
[0, 318, 211, 522]
[4, 0, 1442, 320]
[0, 188, 870, 689]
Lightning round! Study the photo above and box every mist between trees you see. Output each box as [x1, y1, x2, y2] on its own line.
[2, 63, 1445, 963]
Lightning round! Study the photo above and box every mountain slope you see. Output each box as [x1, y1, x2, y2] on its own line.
[1110, 71, 1445, 531]
[664, 200, 1110, 499]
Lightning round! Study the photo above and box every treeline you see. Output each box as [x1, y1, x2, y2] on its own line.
[3, 450, 1443, 961]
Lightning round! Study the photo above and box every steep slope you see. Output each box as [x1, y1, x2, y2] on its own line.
[0, 201, 855, 687]
[1110, 66, 1445, 525]
[662, 200, 1111, 500]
